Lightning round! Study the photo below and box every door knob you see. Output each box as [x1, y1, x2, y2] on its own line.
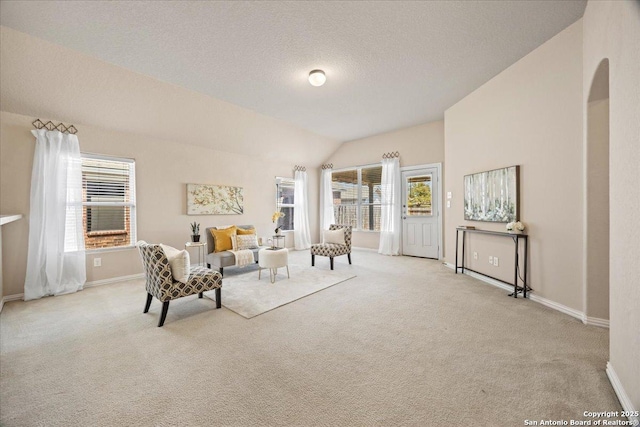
[403, 216, 407, 219]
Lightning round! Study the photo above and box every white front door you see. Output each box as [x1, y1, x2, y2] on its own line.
[402, 167, 439, 259]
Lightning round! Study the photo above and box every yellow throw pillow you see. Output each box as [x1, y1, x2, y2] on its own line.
[211, 226, 237, 252]
[237, 227, 256, 235]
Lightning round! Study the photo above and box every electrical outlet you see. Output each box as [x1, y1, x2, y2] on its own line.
[494, 257, 499, 267]
[489, 256, 493, 264]
[447, 191, 452, 199]
[94, 258, 101, 267]
[473, 251, 478, 260]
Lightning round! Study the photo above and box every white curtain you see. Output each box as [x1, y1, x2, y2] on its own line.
[293, 170, 311, 249]
[320, 168, 335, 230]
[378, 157, 402, 255]
[24, 129, 86, 300]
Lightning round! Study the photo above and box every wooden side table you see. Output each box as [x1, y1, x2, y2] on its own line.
[185, 241, 207, 268]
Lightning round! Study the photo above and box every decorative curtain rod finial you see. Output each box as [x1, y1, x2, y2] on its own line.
[32, 118, 78, 134]
[382, 151, 400, 159]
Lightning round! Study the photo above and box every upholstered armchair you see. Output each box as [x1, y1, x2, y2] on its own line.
[137, 242, 223, 327]
[310, 224, 353, 270]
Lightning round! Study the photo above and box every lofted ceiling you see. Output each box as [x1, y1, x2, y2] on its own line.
[0, 1, 586, 142]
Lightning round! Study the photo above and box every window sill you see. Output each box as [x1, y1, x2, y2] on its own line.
[87, 230, 127, 237]
[86, 245, 137, 254]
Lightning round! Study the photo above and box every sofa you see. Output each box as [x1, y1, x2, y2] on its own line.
[205, 225, 261, 276]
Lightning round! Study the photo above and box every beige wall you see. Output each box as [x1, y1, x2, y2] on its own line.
[585, 98, 609, 320]
[0, 27, 339, 297]
[583, 0, 640, 412]
[444, 21, 584, 309]
[324, 121, 444, 248]
[1, 111, 321, 296]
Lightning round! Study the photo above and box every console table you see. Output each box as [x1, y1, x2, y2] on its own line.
[454, 227, 529, 298]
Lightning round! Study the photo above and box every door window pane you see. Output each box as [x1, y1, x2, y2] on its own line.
[407, 175, 432, 216]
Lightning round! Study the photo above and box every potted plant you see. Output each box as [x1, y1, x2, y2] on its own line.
[272, 211, 285, 235]
[190, 221, 201, 242]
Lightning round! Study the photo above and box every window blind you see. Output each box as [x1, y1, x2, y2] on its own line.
[81, 154, 136, 249]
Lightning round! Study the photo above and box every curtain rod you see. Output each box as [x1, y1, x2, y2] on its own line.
[32, 118, 78, 135]
[382, 151, 399, 159]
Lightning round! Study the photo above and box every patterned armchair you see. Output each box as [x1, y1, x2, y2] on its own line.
[137, 242, 223, 327]
[310, 224, 353, 270]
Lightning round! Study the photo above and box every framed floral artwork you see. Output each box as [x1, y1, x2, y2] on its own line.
[187, 184, 243, 215]
[464, 165, 519, 223]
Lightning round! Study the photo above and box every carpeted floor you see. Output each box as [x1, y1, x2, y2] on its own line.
[209, 259, 356, 318]
[0, 249, 621, 426]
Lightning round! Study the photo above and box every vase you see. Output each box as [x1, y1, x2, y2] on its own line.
[191, 235, 200, 242]
[275, 229, 281, 236]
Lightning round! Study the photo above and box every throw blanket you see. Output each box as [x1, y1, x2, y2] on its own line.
[230, 249, 254, 267]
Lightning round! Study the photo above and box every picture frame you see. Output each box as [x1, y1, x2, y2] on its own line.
[464, 165, 519, 223]
[187, 183, 244, 215]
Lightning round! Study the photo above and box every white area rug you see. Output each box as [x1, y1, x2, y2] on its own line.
[206, 260, 356, 318]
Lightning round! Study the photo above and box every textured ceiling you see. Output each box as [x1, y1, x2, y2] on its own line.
[0, 1, 586, 142]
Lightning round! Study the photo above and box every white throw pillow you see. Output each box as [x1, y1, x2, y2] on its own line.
[323, 228, 345, 245]
[160, 244, 190, 284]
[236, 234, 259, 250]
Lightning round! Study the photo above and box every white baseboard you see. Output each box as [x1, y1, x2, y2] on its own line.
[443, 262, 607, 327]
[582, 315, 610, 329]
[444, 262, 515, 293]
[0, 293, 25, 313]
[606, 362, 640, 426]
[528, 293, 583, 322]
[352, 246, 378, 252]
[85, 273, 144, 288]
[0, 273, 144, 313]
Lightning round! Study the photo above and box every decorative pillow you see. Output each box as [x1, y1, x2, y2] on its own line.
[323, 228, 345, 245]
[235, 234, 259, 250]
[237, 227, 256, 235]
[160, 244, 190, 284]
[211, 226, 237, 252]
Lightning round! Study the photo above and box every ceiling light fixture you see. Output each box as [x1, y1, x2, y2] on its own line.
[308, 69, 326, 87]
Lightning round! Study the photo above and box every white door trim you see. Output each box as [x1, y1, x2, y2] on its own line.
[400, 163, 443, 259]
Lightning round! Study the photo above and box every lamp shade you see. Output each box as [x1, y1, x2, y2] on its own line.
[308, 69, 326, 87]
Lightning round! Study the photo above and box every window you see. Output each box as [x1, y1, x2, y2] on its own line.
[332, 165, 383, 231]
[406, 175, 432, 216]
[360, 166, 382, 231]
[275, 177, 294, 231]
[82, 154, 136, 250]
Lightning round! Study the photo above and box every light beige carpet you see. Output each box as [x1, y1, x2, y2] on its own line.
[206, 261, 356, 318]
[0, 249, 623, 427]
